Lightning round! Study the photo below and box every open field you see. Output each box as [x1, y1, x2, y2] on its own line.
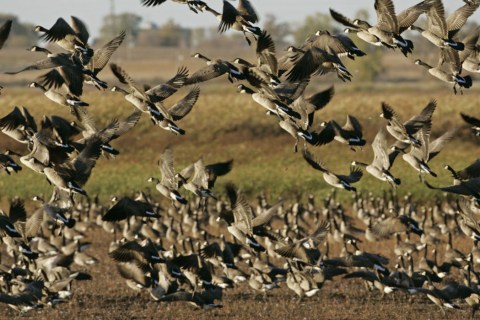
[0, 82, 478, 203]
[0, 46, 479, 320]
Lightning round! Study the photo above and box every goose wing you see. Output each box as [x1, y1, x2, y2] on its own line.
[89, 30, 126, 75]
[446, 2, 480, 39]
[0, 20, 12, 49]
[70, 16, 89, 45]
[168, 85, 200, 121]
[374, 0, 399, 33]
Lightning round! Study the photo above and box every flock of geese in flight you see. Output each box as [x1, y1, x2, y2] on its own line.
[0, 0, 479, 316]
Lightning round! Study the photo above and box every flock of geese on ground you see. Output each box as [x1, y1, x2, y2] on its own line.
[0, 0, 478, 317]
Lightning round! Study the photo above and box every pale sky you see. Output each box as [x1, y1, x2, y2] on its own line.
[2, 0, 480, 40]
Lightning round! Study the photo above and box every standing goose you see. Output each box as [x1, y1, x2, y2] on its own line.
[414, 48, 473, 94]
[410, 0, 479, 51]
[303, 150, 362, 192]
[352, 128, 401, 187]
[35, 16, 93, 58]
[147, 146, 187, 205]
[461, 113, 480, 136]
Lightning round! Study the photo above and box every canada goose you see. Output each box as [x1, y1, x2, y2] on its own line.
[0, 151, 22, 175]
[343, 270, 399, 295]
[224, 183, 265, 252]
[287, 86, 335, 132]
[393, 124, 456, 178]
[44, 133, 114, 197]
[237, 84, 300, 120]
[20, 124, 72, 172]
[111, 63, 198, 135]
[301, 29, 365, 62]
[367, 214, 423, 241]
[459, 27, 480, 72]
[141, 0, 207, 14]
[279, 119, 335, 152]
[185, 53, 242, 84]
[0, 279, 44, 312]
[233, 31, 280, 88]
[330, 9, 383, 47]
[409, 281, 476, 316]
[285, 45, 351, 82]
[414, 49, 473, 94]
[83, 30, 126, 88]
[148, 146, 187, 205]
[109, 239, 163, 265]
[286, 266, 320, 299]
[410, 0, 479, 51]
[0, 106, 36, 144]
[445, 159, 480, 185]
[35, 16, 93, 57]
[102, 196, 159, 221]
[380, 102, 427, 147]
[0, 20, 12, 49]
[329, 114, 366, 149]
[201, 0, 261, 45]
[461, 113, 480, 136]
[32, 196, 76, 229]
[29, 82, 88, 111]
[178, 158, 233, 190]
[110, 63, 156, 112]
[303, 150, 362, 192]
[274, 220, 329, 266]
[6, 46, 75, 74]
[331, 0, 424, 55]
[0, 199, 26, 238]
[145, 66, 189, 102]
[422, 177, 480, 203]
[352, 128, 401, 187]
[158, 287, 223, 309]
[71, 107, 141, 157]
